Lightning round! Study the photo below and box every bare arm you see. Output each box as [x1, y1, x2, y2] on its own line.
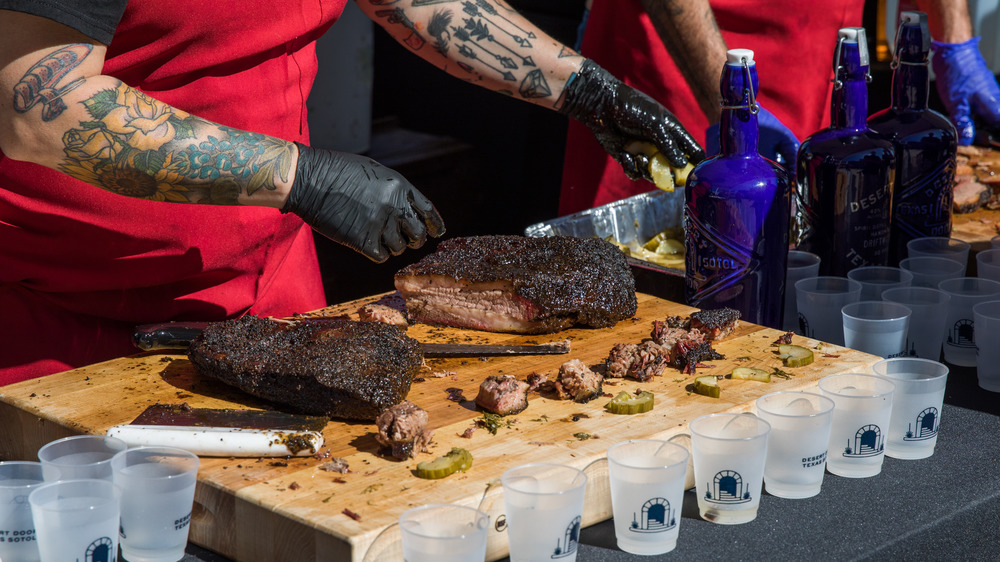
[639, 0, 727, 122]
[915, 0, 973, 43]
[352, 0, 583, 109]
[0, 10, 295, 208]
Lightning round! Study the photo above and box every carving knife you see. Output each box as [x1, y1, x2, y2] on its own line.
[132, 322, 571, 357]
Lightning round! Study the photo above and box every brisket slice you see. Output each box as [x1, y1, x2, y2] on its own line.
[394, 235, 637, 334]
[187, 316, 423, 421]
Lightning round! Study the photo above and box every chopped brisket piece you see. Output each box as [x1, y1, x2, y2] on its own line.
[688, 308, 741, 341]
[357, 303, 409, 328]
[475, 375, 530, 416]
[671, 338, 724, 374]
[375, 400, 433, 459]
[605, 343, 636, 378]
[557, 359, 603, 403]
[394, 235, 637, 334]
[605, 341, 669, 381]
[526, 371, 549, 391]
[187, 316, 423, 421]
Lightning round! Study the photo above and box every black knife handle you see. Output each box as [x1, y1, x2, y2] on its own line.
[132, 322, 208, 350]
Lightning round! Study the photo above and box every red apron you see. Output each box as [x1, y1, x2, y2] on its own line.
[0, 0, 348, 384]
[560, 0, 864, 215]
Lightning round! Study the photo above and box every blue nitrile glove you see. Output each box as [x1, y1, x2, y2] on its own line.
[931, 37, 1000, 146]
[705, 105, 799, 172]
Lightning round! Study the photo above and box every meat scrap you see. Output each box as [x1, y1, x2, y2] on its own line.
[475, 375, 530, 416]
[394, 235, 637, 334]
[375, 400, 434, 460]
[318, 458, 350, 473]
[605, 341, 669, 381]
[689, 308, 741, 341]
[357, 303, 409, 328]
[556, 359, 603, 403]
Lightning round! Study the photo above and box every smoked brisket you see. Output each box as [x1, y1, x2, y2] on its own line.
[394, 235, 637, 334]
[187, 316, 424, 421]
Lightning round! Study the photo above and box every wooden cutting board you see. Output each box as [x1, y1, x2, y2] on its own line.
[0, 293, 881, 561]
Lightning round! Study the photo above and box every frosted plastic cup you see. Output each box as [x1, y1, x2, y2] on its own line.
[937, 277, 1000, 367]
[689, 413, 770, 525]
[112, 446, 200, 562]
[818, 374, 895, 478]
[881, 287, 951, 360]
[28, 478, 121, 562]
[992, 235, 1000, 249]
[841, 301, 911, 358]
[905, 236, 971, 270]
[398, 504, 489, 562]
[872, 358, 949, 460]
[501, 463, 587, 561]
[976, 248, 1000, 282]
[754, 392, 835, 499]
[0, 461, 45, 562]
[783, 250, 822, 333]
[795, 276, 863, 345]
[847, 266, 913, 301]
[37, 434, 127, 482]
[973, 300, 1000, 392]
[899, 256, 966, 289]
[606, 440, 689, 555]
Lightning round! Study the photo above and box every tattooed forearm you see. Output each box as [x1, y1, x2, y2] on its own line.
[13, 44, 92, 122]
[57, 81, 293, 204]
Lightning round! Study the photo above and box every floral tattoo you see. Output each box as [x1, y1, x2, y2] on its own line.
[53, 79, 292, 204]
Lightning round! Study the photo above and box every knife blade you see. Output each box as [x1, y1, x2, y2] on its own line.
[133, 322, 571, 357]
[106, 403, 327, 457]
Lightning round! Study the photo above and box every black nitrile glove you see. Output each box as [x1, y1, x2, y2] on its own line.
[559, 59, 705, 180]
[282, 143, 445, 263]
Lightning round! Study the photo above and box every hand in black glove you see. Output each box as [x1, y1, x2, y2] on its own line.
[282, 142, 445, 263]
[559, 59, 705, 180]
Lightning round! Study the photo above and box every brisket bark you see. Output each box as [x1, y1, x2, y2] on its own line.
[187, 316, 424, 421]
[394, 235, 637, 334]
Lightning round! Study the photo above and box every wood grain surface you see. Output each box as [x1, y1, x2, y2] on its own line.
[0, 293, 881, 562]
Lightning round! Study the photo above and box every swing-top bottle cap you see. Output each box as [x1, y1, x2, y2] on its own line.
[837, 27, 869, 66]
[726, 48, 754, 65]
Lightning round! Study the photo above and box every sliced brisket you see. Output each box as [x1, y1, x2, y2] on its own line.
[394, 235, 637, 334]
[187, 316, 424, 421]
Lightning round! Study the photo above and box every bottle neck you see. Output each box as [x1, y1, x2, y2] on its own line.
[831, 42, 869, 130]
[719, 62, 759, 156]
[891, 63, 930, 110]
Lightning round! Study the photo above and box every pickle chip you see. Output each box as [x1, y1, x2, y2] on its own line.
[730, 367, 771, 382]
[415, 447, 473, 480]
[649, 152, 676, 192]
[778, 344, 815, 367]
[693, 375, 721, 398]
[605, 390, 655, 415]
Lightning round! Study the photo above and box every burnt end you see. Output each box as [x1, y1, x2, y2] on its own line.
[475, 375, 530, 415]
[375, 400, 433, 459]
[558, 359, 603, 403]
[187, 316, 424, 421]
[689, 308, 741, 341]
[395, 235, 637, 333]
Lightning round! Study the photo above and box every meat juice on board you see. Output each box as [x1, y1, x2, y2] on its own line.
[797, 28, 896, 276]
[868, 11, 958, 264]
[685, 49, 791, 329]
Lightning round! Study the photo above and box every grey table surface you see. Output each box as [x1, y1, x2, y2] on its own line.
[180, 362, 1000, 562]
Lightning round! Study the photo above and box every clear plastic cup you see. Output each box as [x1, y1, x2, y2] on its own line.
[29, 479, 121, 562]
[795, 276, 863, 345]
[399, 504, 489, 562]
[976, 248, 1000, 283]
[0, 461, 45, 562]
[606, 440, 688, 554]
[937, 277, 1000, 367]
[905, 236, 971, 270]
[689, 413, 770, 524]
[784, 250, 822, 333]
[881, 287, 950, 360]
[501, 463, 587, 561]
[818, 373, 895, 478]
[847, 266, 913, 301]
[872, 358, 949, 460]
[841, 300, 911, 358]
[899, 256, 966, 289]
[755, 392, 835, 499]
[37, 435, 127, 482]
[973, 300, 1000, 392]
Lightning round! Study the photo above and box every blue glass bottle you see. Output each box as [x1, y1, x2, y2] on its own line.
[797, 28, 896, 276]
[868, 11, 958, 264]
[685, 49, 791, 329]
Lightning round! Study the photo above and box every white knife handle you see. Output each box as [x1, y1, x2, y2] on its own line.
[107, 425, 324, 457]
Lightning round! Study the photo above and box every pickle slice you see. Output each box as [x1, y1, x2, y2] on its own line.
[415, 447, 473, 480]
[605, 390, 655, 415]
[693, 375, 721, 398]
[649, 152, 676, 192]
[778, 344, 815, 367]
[730, 367, 771, 382]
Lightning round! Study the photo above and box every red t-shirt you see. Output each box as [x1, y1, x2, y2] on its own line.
[0, 0, 348, 384]
[560, 0, 865, 215]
